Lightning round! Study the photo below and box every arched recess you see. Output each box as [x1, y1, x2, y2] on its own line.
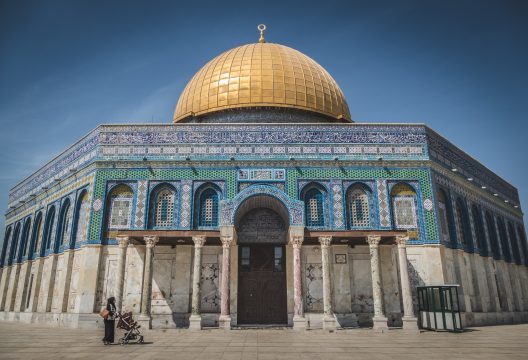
[517, 225, 528, 265]
[56, 198, 73, 251]
[148, 184, 177, 229]
[30, 212, 43, 258]
[471, 204, 486, 255]
[496, 217, 511, 262]
[1, 226, 13, 267]
[43, 206, 56, 252]
[454, 197, 473, 251]
[390, 182, 418, 230]
[234, 194, 289, 244]
[9, 223, 21, 265]
[300, 182, 327, 228]
[105, 184, 134, 233]
[508, 222, 521, 265]
[72, 190, 90, 247]
[436, 188, 456, 246]
[346, 183, 372, 229]
[485, 211, 500, 260]
[193, 183, 222, 229]
[20, 217, 32, 260]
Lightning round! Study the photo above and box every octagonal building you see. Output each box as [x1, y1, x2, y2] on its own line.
[1, 31, 527, 330]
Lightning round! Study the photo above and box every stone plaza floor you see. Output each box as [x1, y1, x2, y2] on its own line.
[1, 321, 527, 359]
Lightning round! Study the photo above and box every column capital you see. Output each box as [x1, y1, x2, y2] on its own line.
[192, 235, 206, 248]
[318, 236, 332, 248]
[220, 236, 233, 249]
[116, 235, 130, 249]
[144, 236, 159, 248]
[367, 235, 381, 247]
[396, 234, 409, 248]
[289, 235, 304, 249]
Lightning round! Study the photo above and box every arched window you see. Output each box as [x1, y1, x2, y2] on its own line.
[195, 186, 220, 228]
[20, 218, 32, 259]
[57, 200, 72, 248]
[73, 191, 90, 246]
[302, 186, 326, 227]
[436, 189, 452, 243]
[31, 213, 43, 257]
[1, 226, 12, 267]
[149, 185, 176, 228]
[485, 211, 500, 260]
[9, 223, 21, 265]
[391, 183, 417, 229]
[106, 184, 134, 230]
[471, 205, 486, 254]
[508, 222, 521, 265]
[517, 225, 528, 265]
[454, 198, 473, 250]
[43, 206, 56, 251]
[346, 185, 371, 228]
[497, 217, 511, 262]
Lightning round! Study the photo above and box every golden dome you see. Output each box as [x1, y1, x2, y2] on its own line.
[173, 42, 351, 122]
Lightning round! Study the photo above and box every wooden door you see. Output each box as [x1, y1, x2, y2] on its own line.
[238, 245, 287, 324]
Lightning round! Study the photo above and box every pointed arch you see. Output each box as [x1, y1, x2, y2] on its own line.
[194, 183, 222, 228]
[43, 206, 56, 252]
[485, 211, 500, 260]
[56, 198, 73, 251]
[148, 183, 177, 229]
[30, 212, 43, 258]
[454, 197, 473, 251]
[72, 190, 90, 247]
[346, 183, 372, 228]
[105, 184, 134, 231]
[9, 222, 21, 265]
[471, 204, 486, 255]
[300, 183, 327, 228]
[1, 226, 13, 267]
[436, 188, 456, 245]
[496, 217, 510, 262]
[20, 217, 32, 259]
[390, 182, 418, 229]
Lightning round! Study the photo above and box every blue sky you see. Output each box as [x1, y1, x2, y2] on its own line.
[0, 0, 527, 238]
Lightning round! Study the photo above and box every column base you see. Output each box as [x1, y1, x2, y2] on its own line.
[218, 315, 231, 330]
[402, 316, 419, 332]
[188, 314, 202, 330]
[137, 314, 151, 330]
[372, 315, 388, 333]
[322, 314, 337, 331]
[293, 315, 306, 330]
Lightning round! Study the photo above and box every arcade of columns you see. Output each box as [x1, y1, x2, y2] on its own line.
[114, 233, 418, 331]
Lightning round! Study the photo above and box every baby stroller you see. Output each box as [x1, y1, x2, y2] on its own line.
[117, 312, 144, 345]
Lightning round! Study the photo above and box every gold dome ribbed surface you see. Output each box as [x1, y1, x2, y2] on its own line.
[173, 43, 351, 122]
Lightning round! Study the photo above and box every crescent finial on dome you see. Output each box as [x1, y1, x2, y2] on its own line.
[258, 24, 266, 43]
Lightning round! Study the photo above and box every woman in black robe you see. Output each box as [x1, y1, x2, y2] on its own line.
[102, 297, 116, 345]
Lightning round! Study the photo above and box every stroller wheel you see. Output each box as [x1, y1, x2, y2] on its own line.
[120, 339, 127, 345]
[138, 336, 144, 344]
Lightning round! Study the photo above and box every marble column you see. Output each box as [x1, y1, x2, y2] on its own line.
[189, 235, 206, 330]
[367, 235, 388, 332]
[396, 235, 418, 330]
[115, 235, 129, 311]
[291, 235, 306, 330]
[319, 236, 337, 330]
[219, 236, 232, 330]
[139, 235, 158, 328]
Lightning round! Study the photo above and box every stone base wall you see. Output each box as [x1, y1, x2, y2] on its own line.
[1, 244, 527, 330]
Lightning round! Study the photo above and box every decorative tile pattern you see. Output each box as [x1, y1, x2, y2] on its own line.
[376, 180, 391, 227]
[331, 180, 345, 229]
[134, 180, 148, 229]
[179, 180, 192, 229]
[305, 263, 323, 312]
[200, 263, 220, 313]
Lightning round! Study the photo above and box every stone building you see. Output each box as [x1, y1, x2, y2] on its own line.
[0, 28, 527, 330]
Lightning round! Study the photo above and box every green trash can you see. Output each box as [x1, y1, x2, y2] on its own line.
[417, 285, 463, 332]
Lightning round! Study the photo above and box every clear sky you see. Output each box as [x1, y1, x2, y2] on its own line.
[0, 0, 527, 240]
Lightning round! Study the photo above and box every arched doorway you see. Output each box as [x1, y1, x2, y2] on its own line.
[235, 195, 289, 325]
